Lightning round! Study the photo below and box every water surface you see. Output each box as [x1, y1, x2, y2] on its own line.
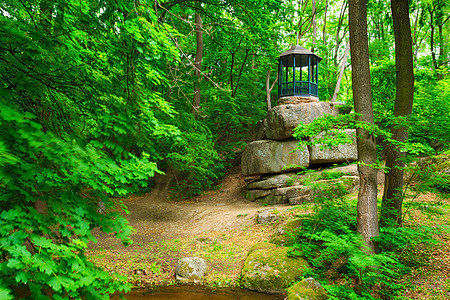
[112, 285, 285, 300]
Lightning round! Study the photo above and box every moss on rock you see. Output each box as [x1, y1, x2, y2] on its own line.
[240, 243, 308, 294]
[270, 218, 302, 246]
[287, 277, 328, 300]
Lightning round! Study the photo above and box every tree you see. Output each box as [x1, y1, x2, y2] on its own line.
[0, 0, 179, 297]
[380, 0, 415, 226]
[348, 0, 379, 251]
[331, 38, 350, 102]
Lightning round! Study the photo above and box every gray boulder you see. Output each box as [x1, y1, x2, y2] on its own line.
[266, 102, 339, 140]
[241, 140, 309, 176]
[309, 129, 357, 165]
[257, 209, 279, 224]
[175, 257, 207, 283]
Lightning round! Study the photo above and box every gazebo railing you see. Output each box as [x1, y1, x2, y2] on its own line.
[280, 81, 318, 97]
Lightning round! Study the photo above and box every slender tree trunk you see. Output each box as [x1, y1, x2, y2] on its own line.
[348, 0, 379, 252]
[322, 0, 328, 45]
[265, 69, 278, 112]
[429, 8, 438, 71]
[331, 38, 350, 103]
[334, 1, 347, 68]
[312, 0, 317, 51]
[412, 8, 420, 63]
[191, 13, 203, 117]
[381, 0, 414, 227]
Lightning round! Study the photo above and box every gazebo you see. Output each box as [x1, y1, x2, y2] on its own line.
[278, 45, 322, 98]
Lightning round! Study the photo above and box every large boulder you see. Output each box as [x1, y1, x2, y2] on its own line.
[241, 140, 309, 176]
[175, 257, 207, 283]
[240, 243, 309, 294]
[309, 129, 357, 165]
[266, 103, 339, 140]
[287, 277, 328, 300]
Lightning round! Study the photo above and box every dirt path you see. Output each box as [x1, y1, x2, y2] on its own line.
[92, 167, 271, 249]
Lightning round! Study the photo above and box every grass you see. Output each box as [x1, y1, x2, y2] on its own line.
[86, 221, 280, 288]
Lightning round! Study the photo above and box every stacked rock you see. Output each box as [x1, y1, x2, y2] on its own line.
[241, 97, 358, 205]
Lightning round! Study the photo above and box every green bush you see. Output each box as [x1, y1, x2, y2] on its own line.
[287, 187, 441, 299]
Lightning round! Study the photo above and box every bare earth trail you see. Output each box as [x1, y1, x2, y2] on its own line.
[92, 167, 270, 249]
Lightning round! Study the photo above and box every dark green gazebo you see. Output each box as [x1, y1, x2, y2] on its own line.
[278, 45, 322, 98]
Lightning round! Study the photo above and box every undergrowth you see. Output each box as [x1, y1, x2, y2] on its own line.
[287, 194, 442, 299]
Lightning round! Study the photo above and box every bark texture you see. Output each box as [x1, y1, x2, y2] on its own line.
[348, 0, 379, 251]
[381, 0, 414, 226]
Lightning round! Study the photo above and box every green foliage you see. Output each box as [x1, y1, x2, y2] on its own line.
[321, 171, 346, 180]
[0, 0, 181, 298]
[0, 104, 135, 298]
[370, 59, 396, 124]
[369, 59, 449, 151]
[293, 113, 435, 159]
[409, 68, 450, 149]
[288, 189, 441, 299]
[166, 116, 225, 199]
[403, 151, 450, 195]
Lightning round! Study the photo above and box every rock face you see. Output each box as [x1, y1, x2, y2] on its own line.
[241, 140, 309, 176]
[247, 173, 295, 190]
[241, 98, 359, 205]
[287, 277, 328, 300]
[265, 102, 339, 141]
[244, 168, 360, 205]
[175, 257, 207, 283]
[240, 243, 308, 294]
[309, 129, 357, 164]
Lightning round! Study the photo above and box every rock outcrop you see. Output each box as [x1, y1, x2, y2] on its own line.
[265, 102, 339, 141]
[241, 98, 358, 205]
[244, 165, 359, 205]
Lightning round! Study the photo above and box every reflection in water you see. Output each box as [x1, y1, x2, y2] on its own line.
[112, 285, 285, 300]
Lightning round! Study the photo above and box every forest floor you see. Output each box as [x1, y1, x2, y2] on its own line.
[87, 166, 450, 299]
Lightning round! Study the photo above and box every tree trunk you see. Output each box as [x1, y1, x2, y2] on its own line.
[381, 0, 414, 227]
[412, 8, 420, 63]
[429, 8, 438, 71]
[331, 39, 350, 103]
[312, 0, 317, 51]
[265, 69, 278, 112]
[322, 0, 328, 45]
[348, 0, 379, 252]
[191, 13, 203, 117]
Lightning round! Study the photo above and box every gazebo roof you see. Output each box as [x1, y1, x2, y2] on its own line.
[279, 45, 322, 65]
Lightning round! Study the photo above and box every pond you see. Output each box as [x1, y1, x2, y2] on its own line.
[112, 285, 285, 300]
